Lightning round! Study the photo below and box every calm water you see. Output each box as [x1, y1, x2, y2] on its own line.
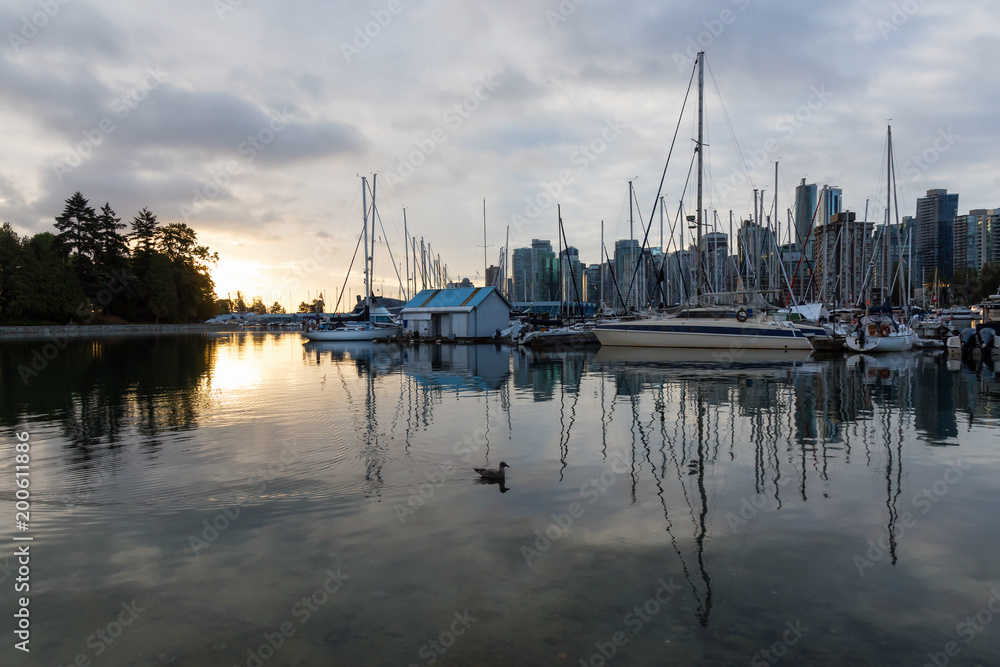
[1, 334, 1000, 666]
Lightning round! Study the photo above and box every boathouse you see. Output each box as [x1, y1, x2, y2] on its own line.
[400, 287, 512, 339]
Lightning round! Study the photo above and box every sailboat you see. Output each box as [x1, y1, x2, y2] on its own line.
[844, 125, 915, 353]
[593, 52, 813, 352]
[302, 175, 401, 342]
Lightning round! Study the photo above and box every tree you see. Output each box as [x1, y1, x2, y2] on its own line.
[129, 208, 159, 255]
[250, 296, 267, 314]
[235, 291, 247, 314]
[5, 232, 85, 322]
[54, 192, 99, 259]
[269, 302, 286, 314]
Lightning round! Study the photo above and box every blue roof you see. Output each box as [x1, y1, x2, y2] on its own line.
[402, 286, 511, 310]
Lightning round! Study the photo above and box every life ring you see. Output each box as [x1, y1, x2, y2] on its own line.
[851, 316, 857, 326]
[878, 324, 891, 337]
[736, 308, 748, 322]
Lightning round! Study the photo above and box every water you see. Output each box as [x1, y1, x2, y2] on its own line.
[1, 334, 999, 666]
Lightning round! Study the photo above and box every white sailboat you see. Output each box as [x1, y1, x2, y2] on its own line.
[593, 51, 813, 352]
[844, 125, 915, 353]
[302, 175, 400, 343]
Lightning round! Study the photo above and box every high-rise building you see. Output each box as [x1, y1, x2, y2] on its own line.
[614, 239, 645, 309]
[585, 264, 603, 305]
[485, 265, 500, 290]
[812, 211, 876, 307]
[737, 220, 778, 293]
[954, 208, 1000, 272]
[823, 187, 843, 226]
[700, 232, 729, 294]
[915, 189, 959, 288]
[795, 179, 818, 260]
[559, 246, 585, 306]
[511, 239, 557, 302]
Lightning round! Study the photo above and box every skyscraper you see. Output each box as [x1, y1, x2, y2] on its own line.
[795, 179, 818, 260]
[511, 239, 557, 302]
[614, 239, 644, 309]
[559, 246, 585, 305]
[915, 188, 959, 288]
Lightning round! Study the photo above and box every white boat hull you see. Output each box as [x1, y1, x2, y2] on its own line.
[593, 319, 813, 351]
[844, 332, 915, 353]
[301, 326, 399, 341]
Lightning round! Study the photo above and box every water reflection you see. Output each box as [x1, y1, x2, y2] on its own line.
[0, 336, 214, 458]
[4, 335, 1000, 664]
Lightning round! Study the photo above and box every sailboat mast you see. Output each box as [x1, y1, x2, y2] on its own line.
[403, 208, 409, 300]
[483, 198, 488, 288]
[362, 176, 370, 304]
[696, 50, 704, 302]
[600, 220, 605, 308]
[883, 124, 892, 303]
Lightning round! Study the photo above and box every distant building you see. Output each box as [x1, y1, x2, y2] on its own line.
[954, 208, 1000, 272]
[700, 232, 729, 294]
[812, 211, 876, 307]
[916, 188, 959, 288]
[823, 187, 843, 227]
[512, 239, 557, 302]
[795, 179, 818, 260]
[485, 265, 501, 290]
[559, 246, 585, 306]
[614, 239, 645, 309]
[585, 264, 603, 305]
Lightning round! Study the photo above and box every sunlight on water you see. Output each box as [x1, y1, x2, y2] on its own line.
[1, 333, 999, 665]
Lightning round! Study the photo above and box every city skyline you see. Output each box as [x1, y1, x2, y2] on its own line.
[2, 1, 998, 308]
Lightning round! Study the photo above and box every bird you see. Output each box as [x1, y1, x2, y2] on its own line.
[474, 461, 509, 481]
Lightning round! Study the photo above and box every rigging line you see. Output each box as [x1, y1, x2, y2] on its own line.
[706, 60, 755, 192]
[332, 224, 366, 314]
[372, 197, 406, 297]
[625, 58, 697, 308]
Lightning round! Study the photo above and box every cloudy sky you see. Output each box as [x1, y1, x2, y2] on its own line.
[1, 0, 997, 309]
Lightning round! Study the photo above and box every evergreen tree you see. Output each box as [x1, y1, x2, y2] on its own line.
[129, 208, 159, 255]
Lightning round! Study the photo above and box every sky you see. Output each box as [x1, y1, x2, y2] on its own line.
[1, 0, 998, 311]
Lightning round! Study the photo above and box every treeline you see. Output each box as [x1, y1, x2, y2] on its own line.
[216, 291, 288, 315]
[951, 263, 1000, 305]
[0, 192, 219, 324]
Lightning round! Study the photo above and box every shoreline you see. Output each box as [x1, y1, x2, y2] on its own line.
[0, 323, 245, 341]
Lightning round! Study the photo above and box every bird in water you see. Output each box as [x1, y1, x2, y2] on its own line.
[474, 461, 509, 481]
